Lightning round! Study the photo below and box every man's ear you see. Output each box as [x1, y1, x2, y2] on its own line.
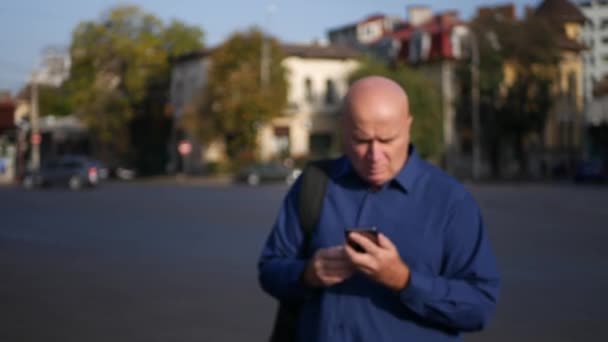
[406, 114, 414, 129]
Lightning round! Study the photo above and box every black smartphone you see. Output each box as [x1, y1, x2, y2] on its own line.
[345, 227, 378, 253]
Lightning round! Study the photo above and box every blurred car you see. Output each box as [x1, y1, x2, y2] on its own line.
[235, 161, 302, 186]
[107, 164, 137, 180]
[574, 159, 606, 183]
[22, 155, 103, 190]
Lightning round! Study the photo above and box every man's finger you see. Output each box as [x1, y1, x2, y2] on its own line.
[376, 233, 395, 250]
[348, 232, 380, 255]
[344, 242, 375, 267]
[318, 245, 347, 259]
[321, 259, 353, 271]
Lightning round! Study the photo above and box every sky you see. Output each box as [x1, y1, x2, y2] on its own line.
[0, 0, 538, 94]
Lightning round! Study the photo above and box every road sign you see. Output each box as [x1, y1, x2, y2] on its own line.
[178, 140, 192, 156]
[30, 133, 42, 145]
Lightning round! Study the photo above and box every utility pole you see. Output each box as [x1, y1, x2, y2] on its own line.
[260, 4, 276, 88]
[470, 32, 482, 181]
[260, 36, 270, 87]
[30, 71, 40, 171]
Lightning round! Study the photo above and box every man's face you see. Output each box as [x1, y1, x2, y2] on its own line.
[343, 106, 412, 188]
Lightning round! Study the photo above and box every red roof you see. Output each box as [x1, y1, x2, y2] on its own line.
[0, 100, 15, 131]
[389, 11, 465, 61]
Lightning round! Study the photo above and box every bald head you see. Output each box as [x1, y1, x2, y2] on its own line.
[343, 76, 410, 124]
[341, 76, 414, 188]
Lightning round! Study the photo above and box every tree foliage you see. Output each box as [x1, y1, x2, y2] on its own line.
[349, 59, 443, 162]
[463, 14, 560, 176]
[39, 85, 72, 117]
[66, 5, 203, 166]
[187, 28, 287, 162]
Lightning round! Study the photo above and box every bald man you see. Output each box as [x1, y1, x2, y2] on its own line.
[259, 76, 500, 342]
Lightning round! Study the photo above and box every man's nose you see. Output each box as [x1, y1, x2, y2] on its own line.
[366, 141, 381, 161]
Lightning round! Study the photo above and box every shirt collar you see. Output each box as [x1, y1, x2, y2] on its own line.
[334, 145, 425, 193]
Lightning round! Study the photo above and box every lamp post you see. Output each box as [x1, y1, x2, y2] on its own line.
[260, 4, 276, 88]
[29, 71, 41, 171]
[470, 32, 482, 181]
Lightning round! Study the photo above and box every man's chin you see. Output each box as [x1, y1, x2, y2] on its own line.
[365, 173, 388, 188]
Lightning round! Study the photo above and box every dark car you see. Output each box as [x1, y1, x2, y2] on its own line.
[235, 161, 302, 186]
[574, 159, 606, 183]
[22, 155, 104, 190]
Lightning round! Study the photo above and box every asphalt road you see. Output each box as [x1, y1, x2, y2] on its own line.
[1, 181, 607, 341]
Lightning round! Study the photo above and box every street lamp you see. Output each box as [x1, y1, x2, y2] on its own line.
[469, 31, 481, 181]
[469, 30, 500, 181]
[260, 3, 277, 88]
[29, 70, 41, 171]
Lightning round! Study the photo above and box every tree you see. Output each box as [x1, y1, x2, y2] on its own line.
[463, 14, 560, 177]
[39, 85, 72, 117]
[66, 5, 204, 170]
[188, 28, 287, 164]
[349, 59, 443, 163]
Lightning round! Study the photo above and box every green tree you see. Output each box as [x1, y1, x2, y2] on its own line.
[349, 59, 443, 163]
[66, 5, 203, 169]
[188, 28, 287, 165]
[464, 14, 560, 177]
[39, 85, 72, 117]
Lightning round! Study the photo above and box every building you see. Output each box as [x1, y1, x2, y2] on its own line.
[261, 44, 359, 160]
[535, 0, 588, 173]
[585, 79, 608, 161]
[327, 14, 403, 49]
[0, 93, 16, 183]
[578, 0, 608, 102]
[168, 43, 359, 172]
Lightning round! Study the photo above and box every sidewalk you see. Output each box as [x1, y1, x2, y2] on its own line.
[134, 174, 234, 186]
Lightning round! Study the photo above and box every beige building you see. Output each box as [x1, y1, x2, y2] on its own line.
[168, 43, 359, 171]
[259, 44, 359, 160]
[535, 0, 587, 172]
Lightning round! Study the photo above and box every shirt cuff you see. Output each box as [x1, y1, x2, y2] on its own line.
[399, 269, 434, 304]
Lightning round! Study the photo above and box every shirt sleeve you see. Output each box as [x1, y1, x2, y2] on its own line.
[398, 193, 501, 332]
[257, 178, 316, 301]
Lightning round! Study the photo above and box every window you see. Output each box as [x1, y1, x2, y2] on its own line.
[601, 18, 608, 30]
[309, 133, 333, 158]
[273, 126, 290, 158]
[304, 77, 313, 103]
[602, 36, 608, 44]
[325, 79, 337, 105]
[567, 71, 577, 104]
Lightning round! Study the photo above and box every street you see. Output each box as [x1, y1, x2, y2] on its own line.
[1, 181, 607, 341]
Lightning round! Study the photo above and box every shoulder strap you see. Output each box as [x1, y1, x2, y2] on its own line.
[297, 159, 333, 253]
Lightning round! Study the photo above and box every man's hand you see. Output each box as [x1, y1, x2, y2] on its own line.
[302, 246, 355, 288]
[345, 232, 410, 291]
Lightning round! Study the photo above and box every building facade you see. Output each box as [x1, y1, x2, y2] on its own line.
[168, 43, 359, 172]
[535, 0, 587, 174]
[578, 0, 608, 102]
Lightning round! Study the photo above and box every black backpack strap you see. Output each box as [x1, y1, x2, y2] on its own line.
[268, 159, 334, 342]
[297, 159, 333, 254]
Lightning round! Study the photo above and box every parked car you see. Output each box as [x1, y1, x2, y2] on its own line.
[574, 159, 606, 183]
[235, 161, 302, 186]
[22, 155, 103, 190]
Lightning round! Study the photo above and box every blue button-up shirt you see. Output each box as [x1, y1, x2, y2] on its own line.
[259, 148, 500, 341]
